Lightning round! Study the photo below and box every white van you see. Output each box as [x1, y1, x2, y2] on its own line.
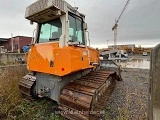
[143, 52, 148, 56]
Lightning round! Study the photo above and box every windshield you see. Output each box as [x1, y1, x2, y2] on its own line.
[38, 18, 62, 43]
[68, 13, 85, 45]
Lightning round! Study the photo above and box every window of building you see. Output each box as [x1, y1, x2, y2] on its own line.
[15, 44, 18, 50]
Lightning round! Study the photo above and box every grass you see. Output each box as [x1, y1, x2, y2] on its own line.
[0, 62, 6, 66]
[0, 62, 16, 66]
[0, 66, 63, 120]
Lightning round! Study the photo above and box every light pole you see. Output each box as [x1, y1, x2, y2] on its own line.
[107, 40, 109, 48]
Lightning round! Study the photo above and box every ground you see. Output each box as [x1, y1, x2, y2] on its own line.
[0, 67, 149, 120]
[105, 68, 149, 120]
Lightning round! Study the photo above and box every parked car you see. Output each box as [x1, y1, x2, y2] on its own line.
[142, 52, 148, 56]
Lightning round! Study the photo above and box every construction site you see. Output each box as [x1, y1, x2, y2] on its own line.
[100, 44, 151, 55]
[0, 0, 159, 120]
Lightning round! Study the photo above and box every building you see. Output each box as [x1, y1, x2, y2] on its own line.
[0, 36, 32, 53]
[0, 38, 8, 53]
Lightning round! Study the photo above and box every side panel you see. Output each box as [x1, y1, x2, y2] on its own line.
[88, 47, 99, 64]
[149, 44, 160, 120]
[70, 47, 91, 71]
[27, 42, 59, 74]
[27, 43, 92, 76]
[53, 46, 91, 75]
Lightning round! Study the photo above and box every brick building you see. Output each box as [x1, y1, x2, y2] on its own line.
[0, 38, 8, 53]
[0, 36, 32, 53]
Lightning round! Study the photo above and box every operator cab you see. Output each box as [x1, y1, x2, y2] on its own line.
[25, 0, 87, 48]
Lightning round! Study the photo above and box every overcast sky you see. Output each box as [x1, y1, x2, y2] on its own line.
[0, 0, 160, 48]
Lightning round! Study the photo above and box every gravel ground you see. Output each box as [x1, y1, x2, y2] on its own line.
[105, 68, 149, 120]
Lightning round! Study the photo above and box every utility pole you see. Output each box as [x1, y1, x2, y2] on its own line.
[107, 40, 109, 48]
[11, 33, 14, 53]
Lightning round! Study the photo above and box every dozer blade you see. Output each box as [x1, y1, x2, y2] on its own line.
[58, 70, 116, 120]
[19, 74, 36, 100]
[100, 59, 122, 81]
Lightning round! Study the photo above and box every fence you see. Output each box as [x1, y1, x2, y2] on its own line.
[0, 53, 25, 64]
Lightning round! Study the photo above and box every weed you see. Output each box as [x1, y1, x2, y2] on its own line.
[0, 66, 63, 120]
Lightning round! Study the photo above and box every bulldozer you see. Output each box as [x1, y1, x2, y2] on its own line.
[19, 0, 122, 119]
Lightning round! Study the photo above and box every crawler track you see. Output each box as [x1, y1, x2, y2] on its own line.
[19, 74, 36, 100]
[19, 70, 116, 120]
[58, 70, 116, 120]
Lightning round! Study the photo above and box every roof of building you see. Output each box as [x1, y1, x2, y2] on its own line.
[0, 36, 32, 41]
[0, 38, 8, 42]
[13, 35, 32, 38]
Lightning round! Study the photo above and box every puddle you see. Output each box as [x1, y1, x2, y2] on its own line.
[115, 59, 150, 69]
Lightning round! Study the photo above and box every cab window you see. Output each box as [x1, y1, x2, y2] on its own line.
[39, 18, 62, 43]
[68, 14, 85, 45]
